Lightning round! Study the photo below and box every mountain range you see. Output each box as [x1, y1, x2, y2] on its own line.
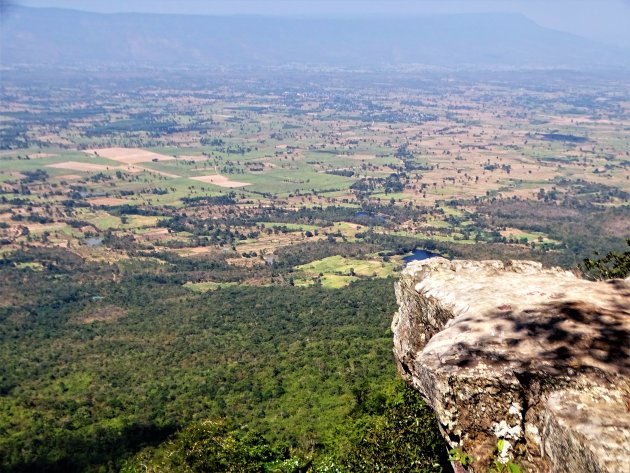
[1, 6, 628, 69]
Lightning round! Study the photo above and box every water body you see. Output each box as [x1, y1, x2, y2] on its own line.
[404, 249, 441, 264]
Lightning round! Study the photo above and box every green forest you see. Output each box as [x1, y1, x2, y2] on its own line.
[0, 247, 448, 472]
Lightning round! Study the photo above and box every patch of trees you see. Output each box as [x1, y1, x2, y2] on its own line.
[255, 203, 430, 229]
[552, 179, 629, 203]
[121, 382, 448, 473]
[61, 199, 90, 208]
[483, 163, 511, 174]
[0, 123, 30, 149]
[325, 169, 355, 178]
[10, 213, 54, 224]
[474, 199, 630, 266]
[255, 206, 388, 228]
[582, 238, 630, 280]
[84, 116, 181, 137]
[0, 197, 31, 206]
[0, 264, 442, 472]
[540, 133, 588, 143]
[181, 193, 238, 206]
[157, 217, 248, 245]
[109, 205, 166, 217]
[351, 173, 407, 197]
[20, 169, 49, 183]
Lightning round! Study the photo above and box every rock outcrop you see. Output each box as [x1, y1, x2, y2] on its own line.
[392, 258, 630, 472]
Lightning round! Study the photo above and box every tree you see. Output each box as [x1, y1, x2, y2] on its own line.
[343, 382, 449, 472]
[582, 238, 630, 280]
[121, 420, 281, 473]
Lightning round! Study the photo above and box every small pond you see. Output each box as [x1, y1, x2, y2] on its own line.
[403, 249, 441, 264]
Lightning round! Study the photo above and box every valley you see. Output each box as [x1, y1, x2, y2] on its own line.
[0, 66, 628, 472]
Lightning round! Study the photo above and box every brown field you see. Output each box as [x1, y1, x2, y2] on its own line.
[226, 257, 266, 267]
[174, 246, 217, 256]
[498, 188, 542, 200]
[24, 222, 67, 233]
[236, 232, 326, 255]
[47, 161, 116, 172]
[88, 197, 131, 206]
[47, 161, 180, 178]
[190, 174, 251, 188]
[85, 147, 176, 164]
[501, 227, 527, 237]
[55, 174, 83, 180]
[137, 228, 171, 240]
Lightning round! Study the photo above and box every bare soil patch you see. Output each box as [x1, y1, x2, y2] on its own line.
[190, 174, 251, 188]
[85, 147, 176, 164]
[48, 161, 179, 178]
[47, 161, 115, 172]
[55, 174, 83, 180]
[501, 227, 525, 237]
[174, 246, 221, 256]
[88, 197, 131, 206]
[138, 228, 171, 240]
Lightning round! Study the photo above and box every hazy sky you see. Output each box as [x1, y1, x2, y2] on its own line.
[16, 0, 630, 48]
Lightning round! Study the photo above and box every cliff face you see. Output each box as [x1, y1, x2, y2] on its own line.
[392, 258, 630, 472]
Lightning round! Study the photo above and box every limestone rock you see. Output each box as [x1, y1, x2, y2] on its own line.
[392, 257, 630, 472]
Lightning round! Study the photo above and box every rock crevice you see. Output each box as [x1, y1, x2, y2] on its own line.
[392, 258, 630, 472]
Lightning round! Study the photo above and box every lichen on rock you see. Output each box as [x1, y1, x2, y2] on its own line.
[392, 257, 630, 472]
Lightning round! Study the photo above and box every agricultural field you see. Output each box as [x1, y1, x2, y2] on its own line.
[1, 68, 628, 273]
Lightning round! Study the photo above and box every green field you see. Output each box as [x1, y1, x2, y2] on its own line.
[183, 281, 240, 292]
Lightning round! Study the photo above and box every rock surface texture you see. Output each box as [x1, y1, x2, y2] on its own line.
[392, 258, 630, 472]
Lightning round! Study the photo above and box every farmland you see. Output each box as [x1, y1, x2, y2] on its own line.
[1, 68, 628, 272]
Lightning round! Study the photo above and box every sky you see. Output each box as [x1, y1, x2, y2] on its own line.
[15, 0, 630, 49]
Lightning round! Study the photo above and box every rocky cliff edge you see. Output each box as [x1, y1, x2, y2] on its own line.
[392, 258, 630, 472]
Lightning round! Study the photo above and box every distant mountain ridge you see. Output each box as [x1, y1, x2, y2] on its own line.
[1, 6, 628, 69]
